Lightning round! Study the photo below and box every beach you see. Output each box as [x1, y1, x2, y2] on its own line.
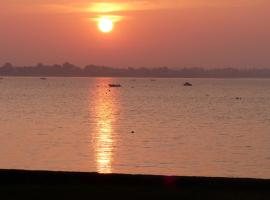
[1, 169, 269, 199]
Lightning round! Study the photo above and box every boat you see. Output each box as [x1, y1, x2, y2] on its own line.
[108, 84, 121, 88]
[40, 77, 47, 80]
[183, 82, 192, 86]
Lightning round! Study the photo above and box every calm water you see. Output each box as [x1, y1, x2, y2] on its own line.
[0, 77, 270, 178]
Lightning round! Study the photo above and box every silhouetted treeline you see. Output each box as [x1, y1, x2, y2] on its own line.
[1, 62, 270, 78]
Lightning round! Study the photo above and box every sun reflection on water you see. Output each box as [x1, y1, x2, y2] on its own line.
[93, 79, 117, 173]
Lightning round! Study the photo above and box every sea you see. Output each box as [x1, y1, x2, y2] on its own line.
[0, 77, 269, 179]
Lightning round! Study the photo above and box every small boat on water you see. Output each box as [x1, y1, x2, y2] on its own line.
[183, 82, 192, 86]
[109, 84, 121, 88]
[40, 77, 47, 80]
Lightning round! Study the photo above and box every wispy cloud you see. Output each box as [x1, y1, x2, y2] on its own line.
[1, 0, 269, 14]
[42, 1, 170, 14]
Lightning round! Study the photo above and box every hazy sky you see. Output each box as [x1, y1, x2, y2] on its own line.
[0, 0, 270, 68]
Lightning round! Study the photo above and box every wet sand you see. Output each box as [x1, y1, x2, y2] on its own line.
[0, 169, 269, 199]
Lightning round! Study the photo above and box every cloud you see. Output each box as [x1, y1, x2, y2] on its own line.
[41, 1, 171, 14]
[1, 0, 269, 14]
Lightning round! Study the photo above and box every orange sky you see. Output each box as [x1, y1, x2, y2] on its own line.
[0, 0, 269, 68]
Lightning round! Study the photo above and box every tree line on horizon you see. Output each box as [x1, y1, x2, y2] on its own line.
[1, 62, 270, 78]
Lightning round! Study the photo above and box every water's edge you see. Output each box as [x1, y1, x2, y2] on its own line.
[1, 169, 270, 199]
[1, 169, 269, 184]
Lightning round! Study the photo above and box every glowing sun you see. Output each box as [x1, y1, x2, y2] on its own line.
[98, 17, 114, 33]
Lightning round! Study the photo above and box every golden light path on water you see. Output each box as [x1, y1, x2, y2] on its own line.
[93, 79, 117, 173]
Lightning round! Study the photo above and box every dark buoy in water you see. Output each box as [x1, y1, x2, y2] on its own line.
[131, 131, 135, 133]
[183, 82, 192, 86]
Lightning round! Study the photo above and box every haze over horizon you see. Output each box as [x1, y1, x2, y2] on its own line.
[1, 0, 270, 68]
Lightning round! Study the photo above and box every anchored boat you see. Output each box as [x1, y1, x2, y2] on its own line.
[108, 84, 121, 88]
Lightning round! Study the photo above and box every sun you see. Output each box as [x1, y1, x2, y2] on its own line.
[92, 15, 122, 33]
[98, 17, 114, 33]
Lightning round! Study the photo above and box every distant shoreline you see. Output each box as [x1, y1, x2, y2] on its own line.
[0, 169, 269, 199]
[1, 63, 270, 78]
[1, 75, 270, 79]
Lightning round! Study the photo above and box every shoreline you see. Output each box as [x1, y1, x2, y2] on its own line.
[2, 75, 270, 79]
[1, 169, 270, 199]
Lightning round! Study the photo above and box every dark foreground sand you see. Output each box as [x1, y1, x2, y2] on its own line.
[0, 169, 269, 199]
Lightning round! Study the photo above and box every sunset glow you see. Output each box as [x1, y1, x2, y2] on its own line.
[1, 1, 270, 196]
[0, 1, 270, 67]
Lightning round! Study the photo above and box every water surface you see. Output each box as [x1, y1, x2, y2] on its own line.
[0, 77, 269, 178]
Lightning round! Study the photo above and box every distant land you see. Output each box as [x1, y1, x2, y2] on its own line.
[1, 62, 270, 78]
